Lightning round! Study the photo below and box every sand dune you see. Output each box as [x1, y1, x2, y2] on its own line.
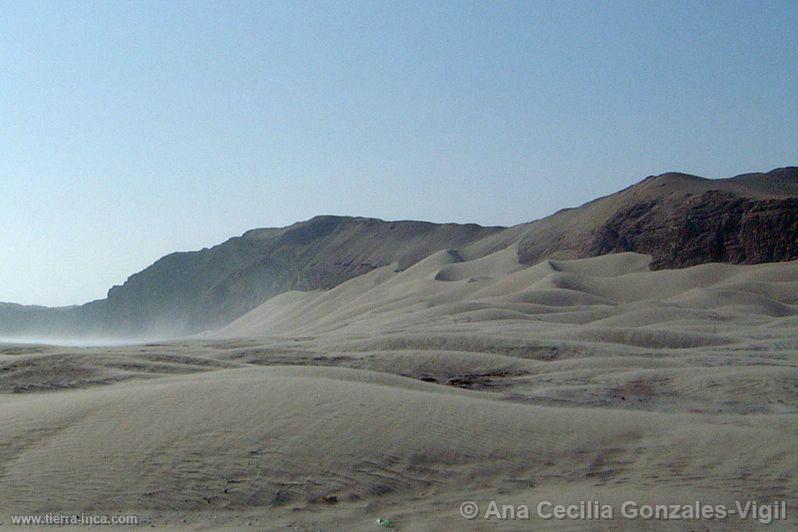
[1, 251, 797, 529]
[219, 251, 798, 341]
[1, 364, 795, 529]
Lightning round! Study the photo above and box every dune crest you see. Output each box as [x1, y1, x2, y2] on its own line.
[219, 251, 798, 345]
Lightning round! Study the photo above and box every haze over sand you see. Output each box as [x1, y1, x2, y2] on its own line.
[1, 251, 796, 529]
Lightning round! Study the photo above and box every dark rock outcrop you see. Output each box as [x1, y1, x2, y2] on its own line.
[588, 191, 798, 269]
[516, 167, 798, 268]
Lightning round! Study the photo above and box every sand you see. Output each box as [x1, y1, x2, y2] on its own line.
[1, 251, 796, 530]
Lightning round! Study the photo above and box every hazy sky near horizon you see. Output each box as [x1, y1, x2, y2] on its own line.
[1, 0, 796, 306]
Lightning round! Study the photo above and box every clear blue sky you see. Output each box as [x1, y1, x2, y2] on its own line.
[1, 0, 796, 306]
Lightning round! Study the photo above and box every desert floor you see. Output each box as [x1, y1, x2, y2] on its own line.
[1, 252, 796, 530]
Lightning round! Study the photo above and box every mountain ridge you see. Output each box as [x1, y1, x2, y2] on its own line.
[2, 166, 796, 338]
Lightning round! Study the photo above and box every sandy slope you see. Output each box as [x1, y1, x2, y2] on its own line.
[1, 252, 797, 530]
[220, 249, 798, 343]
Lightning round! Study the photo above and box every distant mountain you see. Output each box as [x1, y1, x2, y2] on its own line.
[2, 167, 796, 338]
[1, 217, 502, 337]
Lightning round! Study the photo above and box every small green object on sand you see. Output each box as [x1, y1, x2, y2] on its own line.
[376, 517, 394, 527]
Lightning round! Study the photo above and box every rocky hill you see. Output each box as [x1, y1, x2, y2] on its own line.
[462, 166, 798, 269]
[2, 167, 796, 338]
[1, 217, 502, 337]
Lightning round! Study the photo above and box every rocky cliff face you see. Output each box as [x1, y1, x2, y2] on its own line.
[588, 191, 798, 269]
[516, 167, 798, 268]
